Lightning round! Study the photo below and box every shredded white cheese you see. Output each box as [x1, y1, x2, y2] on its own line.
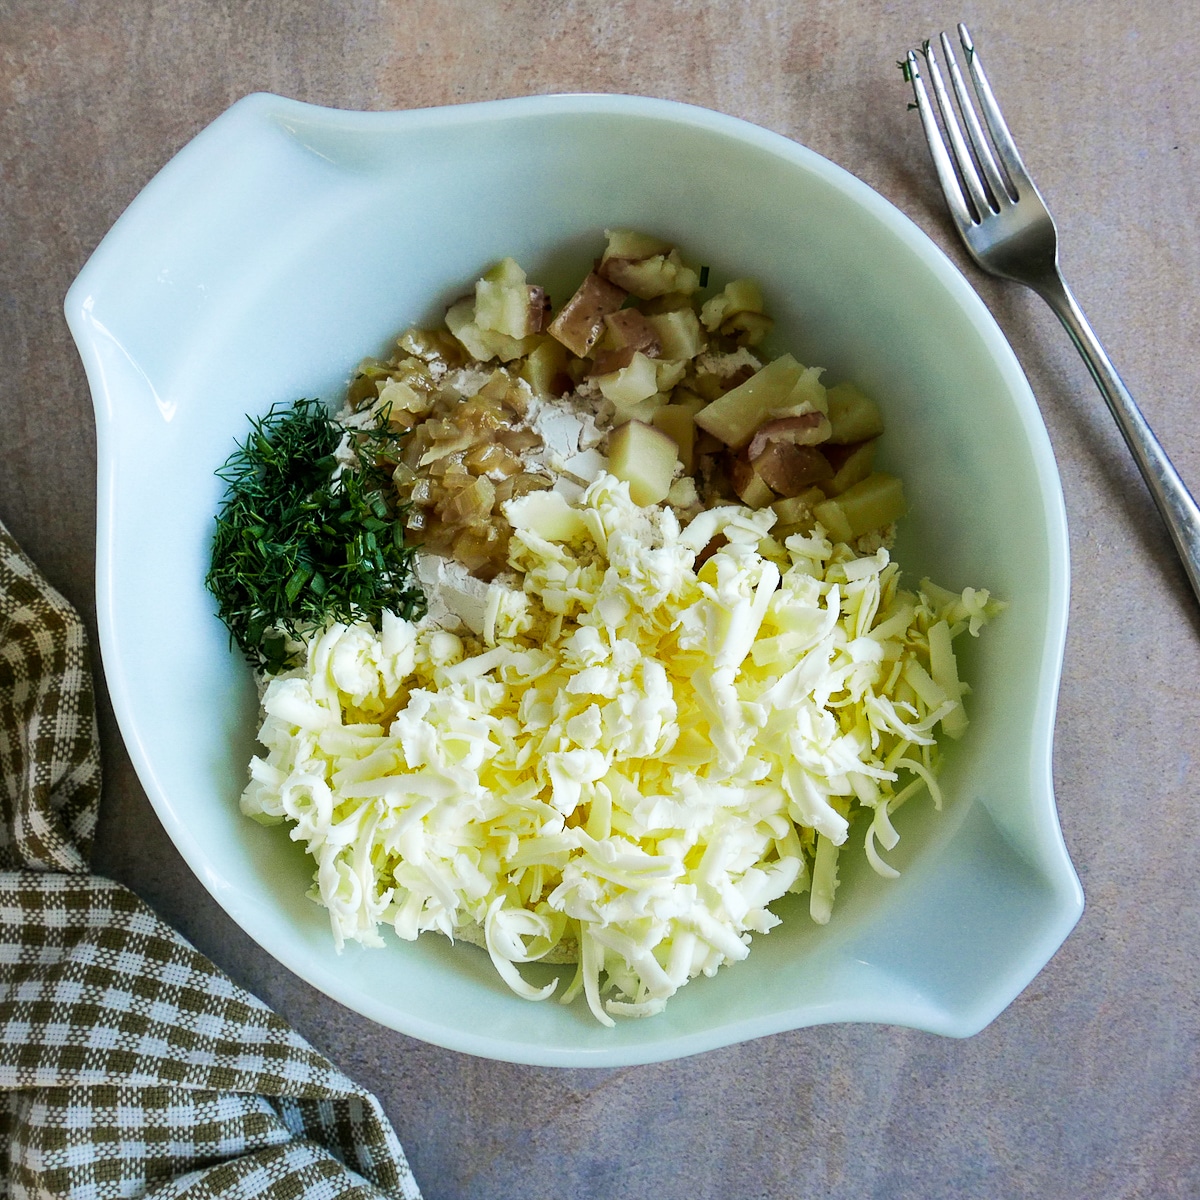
[242, 476, 1000, 1024]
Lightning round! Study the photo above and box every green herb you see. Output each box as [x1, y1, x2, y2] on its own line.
[897, 58, 913, 82]
[206, 398, 425, 672]
[698, 265, 710, 288]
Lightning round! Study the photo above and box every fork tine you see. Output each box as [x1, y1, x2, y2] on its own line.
[905, 50, 974, 232]
[956, 23, 1035, 193]
[939, 31, 1014, 206]
[920, 38, 992, 221]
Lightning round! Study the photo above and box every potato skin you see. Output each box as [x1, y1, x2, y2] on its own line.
[548, 272, 628, 357]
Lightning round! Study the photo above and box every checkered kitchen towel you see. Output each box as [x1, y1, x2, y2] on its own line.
[0, 519, 422, 1200]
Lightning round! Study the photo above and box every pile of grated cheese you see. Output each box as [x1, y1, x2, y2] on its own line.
[242, 475, 1000, 1025]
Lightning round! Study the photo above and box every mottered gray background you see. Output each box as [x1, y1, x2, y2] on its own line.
[2, 2, 1198, 1197]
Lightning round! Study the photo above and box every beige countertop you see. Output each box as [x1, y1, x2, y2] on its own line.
[3, 2, 1198, 1196]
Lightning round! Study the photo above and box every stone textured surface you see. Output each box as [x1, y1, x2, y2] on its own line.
[3, 2, 1199, 1197]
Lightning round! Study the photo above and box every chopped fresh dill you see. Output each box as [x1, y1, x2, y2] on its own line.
[206, 398, 425, 673]
[698, 265, 710, 288]
[897, 58, 913, 82]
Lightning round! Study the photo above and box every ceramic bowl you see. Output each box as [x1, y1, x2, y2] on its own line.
[66, 92, 1082, 1066]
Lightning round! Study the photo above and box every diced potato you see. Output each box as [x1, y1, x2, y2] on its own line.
[601, 228, 673, 262]
[601, 249, 699, 299]
[640, 291, 695, 315]
[822, 439, 877, 495]
[741, 474, 775, 509]
[608, 419, 679, 506]
[694, 354, 805, 448]
[445, 298, 493, 360]
[771, 486, 826, 533]
[700, 279, 765, 331]
[622, 396, 669, 424]
[813, 472, 906, 542]
[689, 370, 726, 402]
[729, 456, 775, 508]
[644, 308, 706, 360]
[722, 310, 773, 346]
[603, 308, 662, 354]
[519, 336, 572, 397]
[654, 359, 687, 392]
[652, 404, 698, 473]
[672, 389, 708, 417]
[774, 366, 828, 417]
[826, 383, 885, 444]
[596, 352, 661, 409]
[547, 272, 627, 357]
[747, 413, 832, 459]
[700, 279, 774, 346]
[666, 475, 700, 508]
[474, 257, 541, 339]
[445, 298, 535, 363]
[590, 345, 638, 376]
[751, 442, 833, 496]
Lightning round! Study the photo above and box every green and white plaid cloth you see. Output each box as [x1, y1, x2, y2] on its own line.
[0, 520, 422, 1200]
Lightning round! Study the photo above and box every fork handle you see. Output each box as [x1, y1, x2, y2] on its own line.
[1033, 270, 1200, 606]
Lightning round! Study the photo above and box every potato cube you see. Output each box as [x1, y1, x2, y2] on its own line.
[640, 291, 695, 315]
[445, 298, 493, 360]
[747, 413, 832, 460]
[672, 389, 708, 417]
[699, 279, 765, 331]
[778, 366, 828, 416]
[826, 383, 885, 444]
[645, 308, 706, 360]
[601, 249, 699, 299]
[519, 336, 572, 397]
[729, 456, 775, 508]
[654, 359, 687, 392]
[603, 308, 662, 354]
[771, 486, 826, 526]
[722, 311, 773, 346]
[547, 272, 627, 357]
[622, 395, 669, 425]
[601, 228, 673, 263]
[751, 442, 832, 496]
[694, 354, 805, 448]
[608, 420, 680, 506]
[822, 439, 877, 495]
[813, 472, 906, 542]
[445, 298, 535, 363]
[474, 257, 540, 339]
[596, 351, 661, 409]
[652, 404, 698, 473]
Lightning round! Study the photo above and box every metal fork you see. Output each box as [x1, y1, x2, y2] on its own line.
[905, 24, 1200, 607]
